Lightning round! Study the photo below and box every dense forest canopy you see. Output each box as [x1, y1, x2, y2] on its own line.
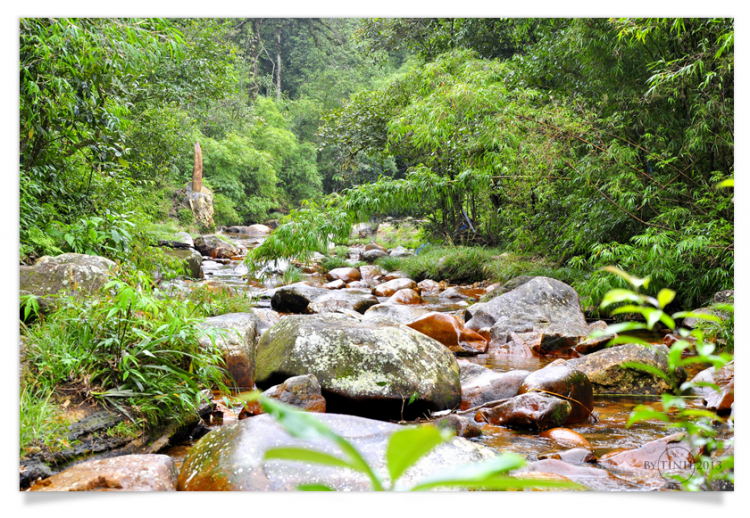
[20, 17, 733, 308]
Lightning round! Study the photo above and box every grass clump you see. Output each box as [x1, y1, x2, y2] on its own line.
[19, 386, 70, 455]
[320, 255, 351, 273]
[281, 265, 304, 285]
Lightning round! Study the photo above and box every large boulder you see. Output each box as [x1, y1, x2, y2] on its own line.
[517, 361, 593, 424]
[162, 247, 203, 279]
[475, 393, 572, 431]
[457, 360, 529, 410]
[567, 343, 686, 395]
[29, 454, 177, 491]
[479, 275, 535, 303]
[183, 182, 215, 230]
[465, 277, 586, 334]
[193, 235, 240, 259]
[198, 313, 261, 389]
[271, 283, 325, 313]
[20, 253, 116, 313]
[177, 413, 496, 491]
[254, 313, 461, 420]
[407, 313, 488, 356]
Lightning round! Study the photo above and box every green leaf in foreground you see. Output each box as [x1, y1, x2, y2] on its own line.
[386, 426, 453, 484]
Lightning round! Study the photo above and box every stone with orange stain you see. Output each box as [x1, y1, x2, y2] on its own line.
[598, 432, 693, 473]
[239, 374, 326, 418]
[407, 312, 488, 355]
[29, 454, 177, 491]
[475, 393, 572, 431]
[540, 428, 592, 449]
[384, 271, 409, 281]
[324, 279, 347, 290]
[326, 267, 361, 283]
[457, 360, 529, 410]
[417, 279, 441, 293]
[385, 288, 423, 305]
[372, 278, 418, 297]
[193, 235, 240, 259]
[364, 242, 386, 252]
[517, 362, 593, 424]
[359, 265, 385, 282]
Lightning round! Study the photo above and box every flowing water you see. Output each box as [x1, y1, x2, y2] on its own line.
[166, 231, 706, 491]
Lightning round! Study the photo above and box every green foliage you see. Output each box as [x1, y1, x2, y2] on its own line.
[319, 255, 350, 273]
[380, 246, 502, 283]
[244, 393, 580, 491]
[48, 211, 135, 262]
[596, 268, 733, 491]
[177, 208, 194, 226]
[280, 265, 304, 285]
[21, 271, 229, 425]
[19, 386, 70, 455]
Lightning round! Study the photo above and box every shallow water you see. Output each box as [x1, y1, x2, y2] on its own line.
[169, 232, 706, 491]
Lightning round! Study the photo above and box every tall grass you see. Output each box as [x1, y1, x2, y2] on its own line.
[20, 386, 69, 455]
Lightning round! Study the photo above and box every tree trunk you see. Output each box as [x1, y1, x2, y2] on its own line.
[247, 19, 263, 102]
[275, 23, 282, 102]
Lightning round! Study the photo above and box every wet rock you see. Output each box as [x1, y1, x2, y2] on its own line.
[682, 307, 723, 329]
[352, 222, 379, 238]
[407, 313, 488, 355]
[488, 331, 539, 357]
[174, 231, 194, 248]
[465, 277, 586, 336]
[29, 454, 178, 491]
[198, 313, 261, 389]
[539, 428, 592, 450]
[326, 267, 361, 283]
[255, 313, 461, 420]
[20, 253, 116, 314]
[362, 249, 388, 262]
[573, 321, 616, 355]
[372, 278, 418, 297]
[385, 288, 423, 305]
[163, 247, 203, 279]
[384, 271, 409, 281]
[324, 279, 347, 290]
[514, 459, 623, 490]
[240, 374, 326, 417]
[517, 362, 594, 423]
[701, 362, 734, 415]
[193, 235, 240, 259]
[389, 246, 413, 258]
[457, 360, 529, 410]
[178, 413, 496, 491]
[365, 242, 386, 252]
[346, 280, 370, 289]
[307, 289, 379, 314]
[599, 433, 693, 473]
[479, 276, 535, 303]
[567, 343, 687, 395]
[362, 304, 431, 325]
[270, 283, 324, 313]
[247, 224, 272, 236]
[539, 448, 597, 464]
[714, 290, 734, 304]
[475, 393, 572, 431]
[418, 279, 441, 293]
[432, 414, 482, 439]
[359, 265, 385, 283]
[251, 308, 281, 339]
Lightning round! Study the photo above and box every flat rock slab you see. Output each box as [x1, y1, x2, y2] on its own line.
[177, 413, 497, 491]
[29, 454, 177, 491]
[255, 313, 461, 420]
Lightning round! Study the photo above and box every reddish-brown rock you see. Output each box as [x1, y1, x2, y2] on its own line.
[29, 455, 177, 491]
[384, 271, 409, 281]
[418, 279, 441, 293]
[324, 279, 347, 290]
[359, 265, 385, 282]
[240, 374, 326, 418]
[599, 433, 693, 473]
[386, 288, 423, 305]
[372, 278, 418, 297]
[475, 393, 572, 431]
[407, 312, 488, 355]
[326, 267, 361, 283]
[517, 361, 593, 424]
[458, 361, 529, 410]
[540, 428, 592, 449]
[365, 242, 386, 252]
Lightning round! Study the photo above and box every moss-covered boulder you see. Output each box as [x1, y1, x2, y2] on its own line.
[163, 247, 203, 278]
[20, 253, 116, 314]
[567, 343, 687, 395]
[198, 313, 261, 389]
[255, 313, 461, 420]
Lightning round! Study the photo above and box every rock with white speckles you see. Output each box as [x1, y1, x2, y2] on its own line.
[20, 253, 116, 315]
[177, 413, 497, 491]
[255, 313, 461, 420]
[198, 313, 261, 389]
[29, 454, 177, 491]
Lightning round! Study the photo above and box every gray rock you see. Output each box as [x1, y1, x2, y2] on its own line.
[163, 247, 203, 279]
[198, 313, 262, 389]
[479, 275, 534, 303]
[271, 284, 378, 314]
[174, 232, 194, 248]
[255, 313, 461, 420]
[389, 246, 413, 258]
[457, 359, 530, 410]
[177, 413, 497, 491]
[193, 235, 240, 259]
[362, 304, 431, 325]
[20, 253, 116, 313]
[362, 249, 388, 262]
[568, 343, 687, 395]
